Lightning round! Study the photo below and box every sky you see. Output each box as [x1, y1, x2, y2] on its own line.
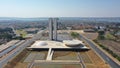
[0, 0, 120, 17]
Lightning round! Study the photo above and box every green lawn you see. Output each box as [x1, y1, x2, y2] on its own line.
[105, 33, 115, 40]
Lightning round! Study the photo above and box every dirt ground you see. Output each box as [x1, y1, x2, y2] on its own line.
[4, 49, 110, 68]
[33, 64, 82, 68]
[86, 49, 109, 68]
[82, 40, 110, 68]
[81, 32, 98, 40]
[53, 51, 77, 60]
[3, 49, 29, 68]
[98, 40, 120, 56]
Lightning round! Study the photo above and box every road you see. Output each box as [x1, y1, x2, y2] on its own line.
[77, 52, 86, 68]
[0, 30, 45, 68]
[79, 34, 120, 68]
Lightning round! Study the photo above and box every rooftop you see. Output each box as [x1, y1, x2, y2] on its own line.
[27, 40, 89, 49]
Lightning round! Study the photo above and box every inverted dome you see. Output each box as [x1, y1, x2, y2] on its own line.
[63, 40, 84, 47]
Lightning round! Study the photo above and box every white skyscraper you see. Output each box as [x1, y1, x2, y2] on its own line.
[49, 18, 58, 41]
[49, 18, 53, 40]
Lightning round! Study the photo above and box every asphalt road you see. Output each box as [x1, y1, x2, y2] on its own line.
[77, 52, 86, 68]
[1, 30, 45, 68]
[79, 34, 120, 68]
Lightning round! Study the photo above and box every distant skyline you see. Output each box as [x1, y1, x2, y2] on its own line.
[0, 0, 120, 17]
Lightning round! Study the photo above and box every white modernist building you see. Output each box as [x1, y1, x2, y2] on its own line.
[27, 39, 89, 50]
[49, 18, 58, 41]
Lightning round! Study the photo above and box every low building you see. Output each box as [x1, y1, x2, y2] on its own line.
[27, 40, 89, 50]
[24, 34, 34, 39]
[84, 29, 95, 32]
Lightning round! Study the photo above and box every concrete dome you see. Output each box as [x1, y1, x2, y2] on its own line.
[38, 41, 47, 46]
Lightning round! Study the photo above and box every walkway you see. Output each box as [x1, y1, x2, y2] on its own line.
[34, 60, 80, 64]
[46, 48, 54, 60]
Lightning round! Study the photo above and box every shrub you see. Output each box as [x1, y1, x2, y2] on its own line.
[70, 32, 79, 39]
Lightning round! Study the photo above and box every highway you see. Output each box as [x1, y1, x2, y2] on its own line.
[79, 34, 120, 68]
[0, 30, 45, 68]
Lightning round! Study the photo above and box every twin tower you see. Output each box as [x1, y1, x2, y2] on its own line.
[49, 18, 59, 41]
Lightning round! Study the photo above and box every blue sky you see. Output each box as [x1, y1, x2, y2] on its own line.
[0, 0, 120, 17]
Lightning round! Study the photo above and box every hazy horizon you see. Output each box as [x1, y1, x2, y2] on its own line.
[0, 0, 120, 17]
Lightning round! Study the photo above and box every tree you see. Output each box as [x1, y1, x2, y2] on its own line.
[70, 32, 79, 39]
[98, 30, 105, 40]
[98, 30, 105, 35]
